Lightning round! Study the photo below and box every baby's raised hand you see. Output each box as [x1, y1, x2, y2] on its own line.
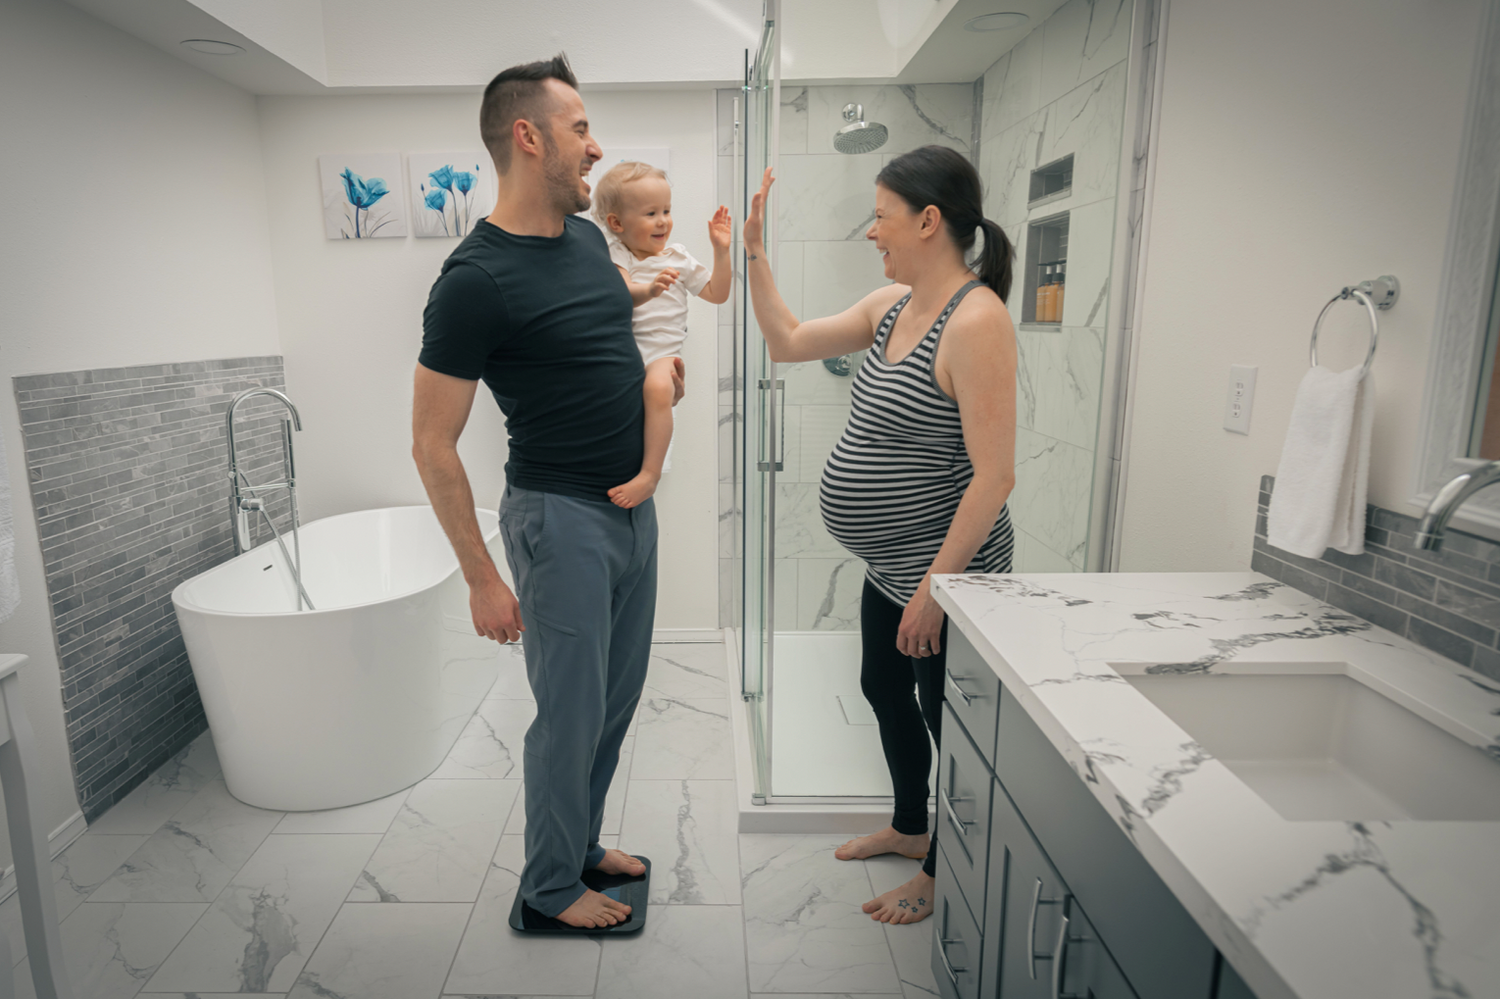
[708, 206, 732, 251]
[649, 268, 680, 299]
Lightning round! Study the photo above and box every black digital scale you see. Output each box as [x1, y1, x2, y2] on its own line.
[508, 856, 652, 935]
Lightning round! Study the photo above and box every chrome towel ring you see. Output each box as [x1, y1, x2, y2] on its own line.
[1309, 275, 1399, 379]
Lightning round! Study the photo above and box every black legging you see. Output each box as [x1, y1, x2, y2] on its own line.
[859, 575, 948, 878]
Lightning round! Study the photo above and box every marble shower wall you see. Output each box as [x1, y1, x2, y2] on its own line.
[716, 83, 976, 630]
[979, 0, 1132, 571]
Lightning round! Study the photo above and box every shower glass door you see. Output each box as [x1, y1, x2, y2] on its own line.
[740, 14, 777, 800]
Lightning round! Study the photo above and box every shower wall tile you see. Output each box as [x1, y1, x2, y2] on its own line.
[780, 85, 810, 155]
[775, 481, 844, 559]
[1008, 427, 1094, 568]
[1019, 326, 1106, 451]
[716, 88, 737, 156]
[1038, 0, 1133, 108]
[1038, 60, 1128, 210]
[718, 322, 737, 407]
[776, 404, 804, 482]
[801, 240, 889, 322]
[794, 405, 847, 484]
[982, 111, 1050, 228]
[1060, 196, 1116, 327]
[776, 155, 883, 241]
[13, 357, 288, 822]
[806, 85, 974, 158]
[718, 405, 739, 484]
[1013, 529, 1077, 574]
[797, 556, 866, 631]
[777, 240, 805, 322]
[981, 28, 1044, 141]
[781, 358, 855, 408]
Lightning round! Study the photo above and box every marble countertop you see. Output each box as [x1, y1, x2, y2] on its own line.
[930, 571, 1500, 999]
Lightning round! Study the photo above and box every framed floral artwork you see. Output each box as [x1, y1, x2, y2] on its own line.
[318, 154, 407, 239]
[409, 152, 496, 239]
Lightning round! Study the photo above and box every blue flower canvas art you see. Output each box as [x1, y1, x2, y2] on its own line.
[408, 151, 495, 238]
[319, 153, 407, 239]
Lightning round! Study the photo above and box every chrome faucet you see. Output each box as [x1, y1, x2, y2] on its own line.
[226, 388, 314, 610]
[1414, 460, 1500, 551]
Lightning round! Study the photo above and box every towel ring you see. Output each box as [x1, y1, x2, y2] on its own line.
[1309, 275, 1399, 379]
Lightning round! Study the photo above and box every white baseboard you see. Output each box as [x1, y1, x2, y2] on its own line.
[0, 810, 87, 905]
[651, 629, 723, 643]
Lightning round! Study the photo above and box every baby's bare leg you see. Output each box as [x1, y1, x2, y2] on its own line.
[608, 358, 679, 509]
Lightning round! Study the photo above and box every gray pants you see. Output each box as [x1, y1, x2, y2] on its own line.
[497, 483, 658, 917]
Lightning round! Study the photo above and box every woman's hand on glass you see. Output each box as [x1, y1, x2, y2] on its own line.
[898, 585, 945, 659]
[743, 167, 775, 253]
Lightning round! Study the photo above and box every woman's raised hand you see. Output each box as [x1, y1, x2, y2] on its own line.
[743, 167, 775, 251]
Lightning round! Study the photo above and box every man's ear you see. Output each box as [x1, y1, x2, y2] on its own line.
[512, 118, 545, 162]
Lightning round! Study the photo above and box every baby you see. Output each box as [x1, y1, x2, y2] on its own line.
[592, 161, 732, 508]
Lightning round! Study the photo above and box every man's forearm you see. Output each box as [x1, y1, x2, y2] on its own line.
[413, 442, 501, 587]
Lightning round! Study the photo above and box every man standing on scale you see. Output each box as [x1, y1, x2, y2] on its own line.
[412, 53, 678, 929]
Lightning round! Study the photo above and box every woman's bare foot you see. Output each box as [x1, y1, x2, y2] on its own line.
[554, 888, 633, 928]
[608, 471, 660, 509]
[592, 848, 647, 877]
[834, 825, 929, 861]
[863, 870, 935, 924]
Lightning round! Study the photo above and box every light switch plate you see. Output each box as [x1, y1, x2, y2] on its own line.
[1224, 364, 1257, 434]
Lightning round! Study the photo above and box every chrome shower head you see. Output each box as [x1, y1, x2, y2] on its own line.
[833, 103, 888, 154]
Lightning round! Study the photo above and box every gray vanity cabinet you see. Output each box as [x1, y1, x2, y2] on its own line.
[932, 659, 1253, 999]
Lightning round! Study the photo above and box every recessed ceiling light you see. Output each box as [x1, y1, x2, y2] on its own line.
[963, 12, 1030, 32]
[180, 39, 245, 56]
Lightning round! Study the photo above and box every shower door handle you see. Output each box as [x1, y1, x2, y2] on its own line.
[757, 378, 785, 472]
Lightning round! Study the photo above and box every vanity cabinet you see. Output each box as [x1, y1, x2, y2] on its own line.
[932, 627, 1251, 999]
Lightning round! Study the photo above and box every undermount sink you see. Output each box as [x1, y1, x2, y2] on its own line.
[1117, 665, 1500, 822]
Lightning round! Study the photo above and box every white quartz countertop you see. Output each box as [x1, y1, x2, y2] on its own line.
[930, 571, 1500, 999]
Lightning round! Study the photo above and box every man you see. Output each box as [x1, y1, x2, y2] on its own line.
[412, 53, 679, 929]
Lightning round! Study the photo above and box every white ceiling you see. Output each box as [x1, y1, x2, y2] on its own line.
[60, 0, 1069, 94]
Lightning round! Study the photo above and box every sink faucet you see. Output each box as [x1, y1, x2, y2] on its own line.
[1414, 460, 1500, 551]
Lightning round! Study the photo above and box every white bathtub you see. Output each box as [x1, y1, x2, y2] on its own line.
[171, 505, 506, 811]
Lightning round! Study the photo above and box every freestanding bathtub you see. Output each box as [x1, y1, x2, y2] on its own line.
[171, 505, 506, 811]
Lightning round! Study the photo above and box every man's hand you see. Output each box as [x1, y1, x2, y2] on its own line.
[671, 357, 686, 406]
[648, 269, 680, 300]
[470, 574, 525, 644]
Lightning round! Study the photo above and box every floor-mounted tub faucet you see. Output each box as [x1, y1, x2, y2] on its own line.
[226, 388, 315, 610]
[1414, 460, 1500, 551]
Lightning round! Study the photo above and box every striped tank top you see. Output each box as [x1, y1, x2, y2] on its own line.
[819, 280, 1014, 607]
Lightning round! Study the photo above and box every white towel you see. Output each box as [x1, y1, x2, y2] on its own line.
[0, 431, 18, 624]
[1267, 366, 1375, 559]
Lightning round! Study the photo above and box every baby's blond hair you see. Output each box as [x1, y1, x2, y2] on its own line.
[592, 161, 670, 227]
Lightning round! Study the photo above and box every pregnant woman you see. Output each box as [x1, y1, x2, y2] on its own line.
[743, 146, 1018, 925]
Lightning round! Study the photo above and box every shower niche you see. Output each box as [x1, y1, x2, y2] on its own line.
[1021, 211, 1070, 326]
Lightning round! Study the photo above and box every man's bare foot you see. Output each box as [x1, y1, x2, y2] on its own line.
[834, 825, 929, 861]
[608, 471, 660, 509]
[554, 887, 633, 928]
[592, 848, 647, 877]
[863, 870, 935, 924]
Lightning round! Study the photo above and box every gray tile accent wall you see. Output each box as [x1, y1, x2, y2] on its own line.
[1252, 474, 1500, 683]
[14, 358, 290, 820]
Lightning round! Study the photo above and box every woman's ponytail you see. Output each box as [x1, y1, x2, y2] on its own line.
[975, 217, 1014, 304]
[875, 145, 1015, 305]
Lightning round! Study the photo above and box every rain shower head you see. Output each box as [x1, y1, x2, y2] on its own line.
[833, 103, 888, 154]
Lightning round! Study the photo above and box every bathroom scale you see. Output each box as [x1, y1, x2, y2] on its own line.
[509, 856, 651, 935]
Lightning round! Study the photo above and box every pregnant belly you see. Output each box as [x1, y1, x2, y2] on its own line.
[818, 443, 966, 562]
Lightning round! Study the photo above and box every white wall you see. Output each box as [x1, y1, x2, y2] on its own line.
[257, 89, 721, 629]
[1119, 0, 1484, 572]
[0, 0, 282, 853]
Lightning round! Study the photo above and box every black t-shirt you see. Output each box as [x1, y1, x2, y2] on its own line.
[419, 216, 644, 502]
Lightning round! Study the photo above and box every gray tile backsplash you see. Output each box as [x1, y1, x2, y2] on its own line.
[1252, 474, 1500, 683]
[14, 357, 290, 820]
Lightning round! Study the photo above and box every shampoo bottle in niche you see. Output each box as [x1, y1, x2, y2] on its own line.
[1054, 262, 1065, 324]
[1036, 265, 1053, 323]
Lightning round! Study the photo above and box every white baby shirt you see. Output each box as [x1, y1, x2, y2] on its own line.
[607, 235, 711, 366]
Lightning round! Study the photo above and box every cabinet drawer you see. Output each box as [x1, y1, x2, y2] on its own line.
[943, 626, 1001, 768]
[1059, 899, 1140, 999]
[983, 777, 1069, 999]
[938, 703, 993, 926]
[932, 845, 983, 999]
[996, 691, 1217, 999]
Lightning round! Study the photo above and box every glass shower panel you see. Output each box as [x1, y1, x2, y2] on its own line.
[739, 19, 777, 800]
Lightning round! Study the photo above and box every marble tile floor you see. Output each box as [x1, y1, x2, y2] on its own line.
[0, 641, 940, 999]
